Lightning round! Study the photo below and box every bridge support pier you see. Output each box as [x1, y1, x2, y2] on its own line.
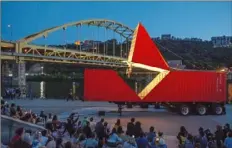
[18, 61, 26, 98]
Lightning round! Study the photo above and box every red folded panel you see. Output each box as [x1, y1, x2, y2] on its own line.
[143, 71, 227, 102]
[128, 23, 169, 70]
[84, 69, 141, 102]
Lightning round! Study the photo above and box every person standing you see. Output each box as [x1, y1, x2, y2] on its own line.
[66, 89, 73, 101]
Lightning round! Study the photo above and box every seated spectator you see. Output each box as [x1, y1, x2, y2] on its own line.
[10, 132, 32, 148]
[157, 132, 166, 147]
[10, 103, 16, 117]
[10, 127, 25, 146]
[81, 133, 98, 148]
[32, 131, 42, 148]
[117, 126, 127, 142]
[207, 135, 217, 148]
[147, 126, 156, 143]
[224, 131, 232, 148]
[184, 134, 194, 148]
[77, 134, 86, 147]
[136, 132, 149, 148]
[127, 118, 135, 136]
[40, 130, 48, 146]
[16, 106, 23, 117]
[107, 128, 122, 147]
[123, 138, 138, 148]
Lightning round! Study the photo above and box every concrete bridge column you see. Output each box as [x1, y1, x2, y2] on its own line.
[18, 61, 26, 98]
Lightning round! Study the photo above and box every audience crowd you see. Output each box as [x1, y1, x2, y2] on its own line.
[1, 100, 232, 148]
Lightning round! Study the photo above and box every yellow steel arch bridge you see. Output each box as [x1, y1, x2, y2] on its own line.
[1, 19, 134, 68]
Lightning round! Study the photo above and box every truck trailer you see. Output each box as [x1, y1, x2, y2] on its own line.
[83, 23, 227, 116]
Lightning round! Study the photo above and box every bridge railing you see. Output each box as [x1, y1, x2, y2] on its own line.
[1, 115, 46, 145]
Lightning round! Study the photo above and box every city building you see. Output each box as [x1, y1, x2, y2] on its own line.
[211, 36, 232, 48]
[161, 34, 171, 40]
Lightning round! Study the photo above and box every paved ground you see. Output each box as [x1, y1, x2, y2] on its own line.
[4, 99, 232, 148]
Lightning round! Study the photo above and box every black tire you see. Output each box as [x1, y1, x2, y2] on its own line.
[213, 104, 223, 115]
[140, 104, 149, 109]
[179, 104, 190, 116]
[196, 104, 207, 116]
[154, 103, 161, 109]
[127, 103, 133, 108]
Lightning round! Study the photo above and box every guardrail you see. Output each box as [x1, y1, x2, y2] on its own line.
[1, 115, 46, 145]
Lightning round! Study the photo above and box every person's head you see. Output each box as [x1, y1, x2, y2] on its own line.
[150, 126, 154, 132]
[67, 118, 71, 123]
[117, 126, 124, 134]
[64, 141, 72, 148]
[52, 115, 57, 121]
[86, 121, 90, 126]
[101, 118, 104, 123]
[16, 106, 21, 111]
[41, 130, 47, 137]
[158, 132, 163, 137]
[135, 121, 141, 127]
[79, 134, 86, 141]
[15, 127, 24, 136]
[187, 134, 193, 141]
[11, 103, 15, 108]
[180, 126, 187, 133]
[140, 132, 145, 138]
[199, 131, 205, 137]
[111, 128, 117, 134]
[89, 117, 93, 122]
[225, 123, 230, 129]
[116, 119, 120, 125]
[228, 132, 232, 138]
[198, 127, 204, 133]
[131, 118, 135, 123]
[104, 122, 108, 127]
[48, 113, 52, 118]
[34, 131, 42, 140]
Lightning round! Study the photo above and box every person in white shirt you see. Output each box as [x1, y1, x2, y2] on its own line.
[89, 117, 96, 132]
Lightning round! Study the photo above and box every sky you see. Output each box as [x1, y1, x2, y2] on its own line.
[1, 1, 232, 44]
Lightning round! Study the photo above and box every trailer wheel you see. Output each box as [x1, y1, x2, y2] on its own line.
[140, 104, 149, 109]
[154, 103, 161, 109]
[197, 104, 207, 116]
[180, 105, 190, 116]
[213, 105, 223, 115]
